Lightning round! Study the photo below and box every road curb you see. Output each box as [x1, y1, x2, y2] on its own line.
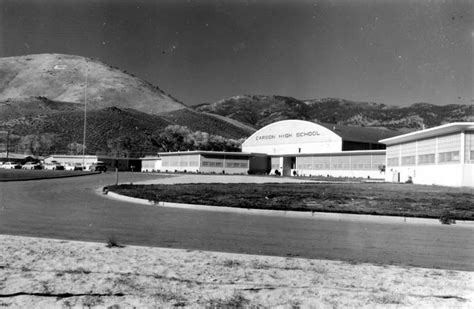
[0, 171, 101, 182]
[103, 190, 474, 227]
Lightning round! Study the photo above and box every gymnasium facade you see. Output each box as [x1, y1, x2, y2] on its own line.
[154, 120, 474, 187]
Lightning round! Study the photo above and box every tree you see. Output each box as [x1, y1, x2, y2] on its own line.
[67, 142, 85, 155]
[19, 133, 57, 156]
[150, 125, 243, 153]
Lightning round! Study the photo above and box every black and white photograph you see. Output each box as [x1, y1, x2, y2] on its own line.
[0, 0, 473, 307]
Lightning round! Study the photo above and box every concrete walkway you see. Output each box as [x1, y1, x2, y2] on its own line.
[137, 173, 322, 185]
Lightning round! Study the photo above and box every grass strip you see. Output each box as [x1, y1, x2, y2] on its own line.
[107, 182, 474, 221]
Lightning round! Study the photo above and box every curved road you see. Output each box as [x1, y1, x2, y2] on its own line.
[1, 172, 473, 271]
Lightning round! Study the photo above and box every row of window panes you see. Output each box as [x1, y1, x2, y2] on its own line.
[437, 134, 460, 152]
[201, 161, 223, 167]
[387, 158, 399, 166]
[438, 151, 459, 163]
[401, 156, 416, 165]
[225, 162, 248, 168]
[418, 154, 435, 164]
[388, 151, 460, 166]
[297, 163, 373, 170]
[400, 142, 417, 156]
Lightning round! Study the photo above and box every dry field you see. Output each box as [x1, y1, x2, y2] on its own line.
[1, 235, 472, 308]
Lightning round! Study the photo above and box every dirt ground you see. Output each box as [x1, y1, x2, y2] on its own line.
[1, 235, 472, 308]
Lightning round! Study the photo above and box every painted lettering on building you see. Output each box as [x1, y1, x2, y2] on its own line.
[254, 131, 320, 142]
[256, 135, 276, 140]
[296, 131, 320, 137]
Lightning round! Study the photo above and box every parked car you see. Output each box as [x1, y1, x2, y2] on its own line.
[2, 162, 22, 169]
[64, 163, 84, 171]
[43, 162, 65, 170]
[22, 162, 42, 170]
[89, 161, 107, 172]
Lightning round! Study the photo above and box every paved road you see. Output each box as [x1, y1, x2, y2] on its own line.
[1, 173, 473, 271]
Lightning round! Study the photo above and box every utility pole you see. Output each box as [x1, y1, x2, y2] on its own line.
[82, 61, 88, 168]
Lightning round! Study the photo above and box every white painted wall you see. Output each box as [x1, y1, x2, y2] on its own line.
[141, 159, 162, 172]
[386, 164, 469, 187]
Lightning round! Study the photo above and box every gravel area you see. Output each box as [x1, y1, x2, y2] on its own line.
[1, 235, 473, 308]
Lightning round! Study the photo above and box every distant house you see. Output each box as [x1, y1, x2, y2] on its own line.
[0, 152, 37, 163]
[44, 155, 142, 171]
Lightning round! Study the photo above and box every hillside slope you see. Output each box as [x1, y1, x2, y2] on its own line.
[195, 95, 310, 128]
[3, 107, 174, 156]
[0, 104, 254, 156]
[195, 95, 473, 130]
[159, 109, 255, 139]
[0, 54, 186, 114]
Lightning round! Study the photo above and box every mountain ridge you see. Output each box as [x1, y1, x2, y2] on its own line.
[195, 95, 473, 130]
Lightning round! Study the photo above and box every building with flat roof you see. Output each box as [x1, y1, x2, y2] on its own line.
[158, 151, 268, 175]
[44, 154, 142, 171]
[380, 122, 474, 187]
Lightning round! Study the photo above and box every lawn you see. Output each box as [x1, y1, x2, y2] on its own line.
[0, 169, 99, 181]
[106, 182, 474, 221]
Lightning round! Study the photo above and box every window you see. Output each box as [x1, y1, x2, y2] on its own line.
[438, 151, 459, 163]
[418, 154, 435, 165]
[387, 157, 399, 167]
[401, 156, 415, 166]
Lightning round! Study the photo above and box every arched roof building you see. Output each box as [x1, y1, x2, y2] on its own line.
[242, 120, 398, 155]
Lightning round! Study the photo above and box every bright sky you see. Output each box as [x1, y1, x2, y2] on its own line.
[1, 0, 472, 107]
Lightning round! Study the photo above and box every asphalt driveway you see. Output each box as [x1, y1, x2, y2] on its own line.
[1, 172, 473, 271]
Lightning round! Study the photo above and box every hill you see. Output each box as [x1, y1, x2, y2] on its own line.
[0, 54, 186, 114]
[195, 95, 473, 130]
[0, 54, 257, 156]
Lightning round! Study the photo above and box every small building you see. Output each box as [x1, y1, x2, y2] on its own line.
[44, 155, 99, 169]
[0, 152, 38, 164]
[380, 122, 474, 187]
[158, 151, 268, 175]
[44, 155, 142, 171]
[140, 156, 162, 172]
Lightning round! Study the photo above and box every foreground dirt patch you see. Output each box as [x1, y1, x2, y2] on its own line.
[1, 235, 472, 308]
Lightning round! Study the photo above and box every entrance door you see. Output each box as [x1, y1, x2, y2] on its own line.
[282, 157, 295, 176]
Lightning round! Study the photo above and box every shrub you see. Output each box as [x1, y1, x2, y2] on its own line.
[439, 210, 456, 225]
[106, 236, 125, 248]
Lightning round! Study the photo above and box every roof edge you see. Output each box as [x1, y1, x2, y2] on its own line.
[380, 122, 474, 145]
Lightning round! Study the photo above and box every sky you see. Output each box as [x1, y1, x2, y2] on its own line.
[1, 0, 472, 107]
